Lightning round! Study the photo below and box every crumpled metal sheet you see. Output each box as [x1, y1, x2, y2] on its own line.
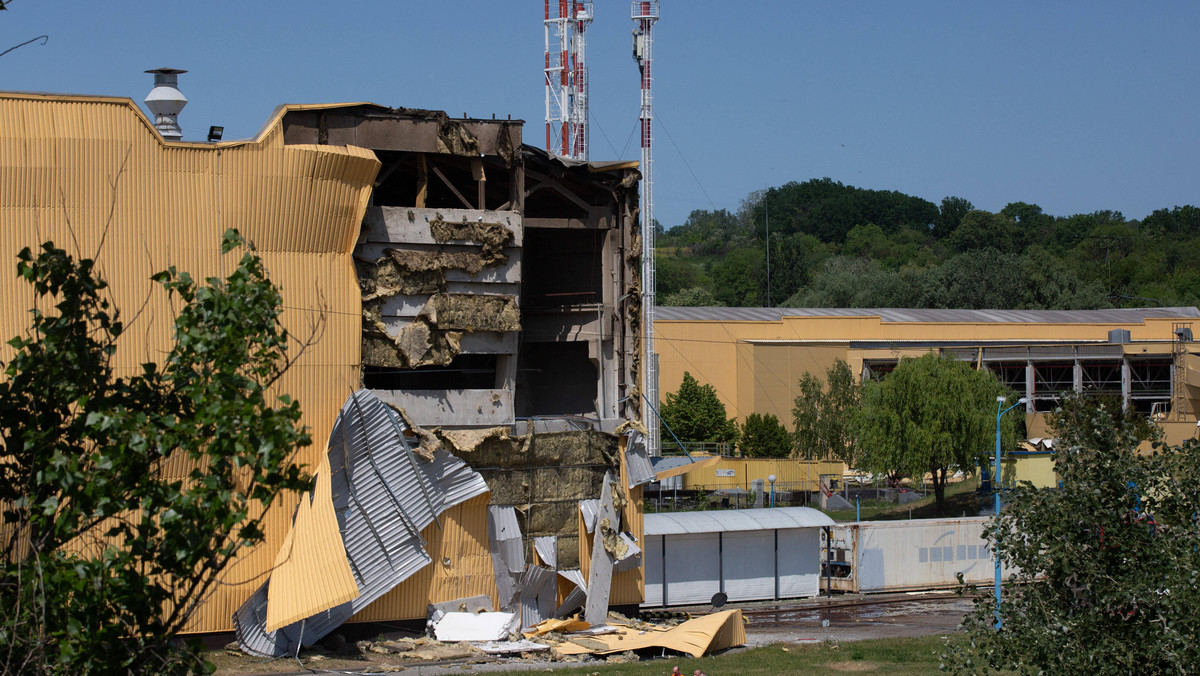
[518, 565, 558, 632]
[234, 390, 490, 657]
[579, 499, 600, 534]
[488, 505, 525, 611]
[533, 536, 557, 569]
[623, 429, 656, 489]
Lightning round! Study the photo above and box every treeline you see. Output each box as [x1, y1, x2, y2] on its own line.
[657, 177, 1200, 309]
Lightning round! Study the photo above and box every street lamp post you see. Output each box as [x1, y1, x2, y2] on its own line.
[768, 474, 777, 508]
[993, 395, 1027, 629]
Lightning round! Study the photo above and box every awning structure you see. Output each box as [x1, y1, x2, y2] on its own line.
[234, 390, 489, 656]
[645, 506, 835, 536]
[650, 455, 722, 482]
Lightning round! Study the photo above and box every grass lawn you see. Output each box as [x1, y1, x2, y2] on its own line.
[823, 478, 983, 522]
[499, 635, 958, 676]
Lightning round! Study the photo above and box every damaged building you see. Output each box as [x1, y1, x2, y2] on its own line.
[0, 86, 675, 648]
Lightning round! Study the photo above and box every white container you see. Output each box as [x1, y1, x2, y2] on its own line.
[827, 518, 1011, 593]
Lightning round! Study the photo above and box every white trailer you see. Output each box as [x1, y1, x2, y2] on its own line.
[825, 517, 1011, 593]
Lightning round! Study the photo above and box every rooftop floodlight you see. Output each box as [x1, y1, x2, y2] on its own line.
[207, 126, 223, 142]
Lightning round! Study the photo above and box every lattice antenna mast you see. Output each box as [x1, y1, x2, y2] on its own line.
[633, 0, 660, 455]
[545, 1, 593, 158]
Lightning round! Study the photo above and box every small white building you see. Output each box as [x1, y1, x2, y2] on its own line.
[643, 507, 835, 607]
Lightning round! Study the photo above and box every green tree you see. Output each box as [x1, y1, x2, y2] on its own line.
[661, 286, 723, 307]
[854, 353, 1016, 512]
[659, 372, 738, 447]
[708, 246, 764, 307]
[782, 256, 921, 308]
[792, 359, 860, 466]
[738, 413, 790, 458]
[933, 196, 974, 239]
[946, 394, 1200, 674]
[0, 231, 311, 674]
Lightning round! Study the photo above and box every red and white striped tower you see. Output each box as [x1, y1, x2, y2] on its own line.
[632, 0, 660, 455]
[544, 1, 593, 159]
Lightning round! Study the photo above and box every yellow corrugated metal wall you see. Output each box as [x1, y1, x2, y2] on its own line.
[347, 494, 500, 622]
[0, 93, 378, 633]
[680, 458, 845, 492]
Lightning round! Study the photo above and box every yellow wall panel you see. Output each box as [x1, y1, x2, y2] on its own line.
[0, 92, 379, 634]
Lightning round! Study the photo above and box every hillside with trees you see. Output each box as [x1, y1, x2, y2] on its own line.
[656, 178, 1200, 310]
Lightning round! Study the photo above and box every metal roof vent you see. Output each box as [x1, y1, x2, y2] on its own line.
[144, 68, 188, 140]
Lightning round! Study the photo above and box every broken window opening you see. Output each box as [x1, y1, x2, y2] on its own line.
[522, 228, 605, 307]
[862, 360, 896, 381]
[515, 342, 598, 417]
[364, 354, 499, 391]
[1080, 361, 1122, 398]
[1032, 361, 1074, 412]
[1130, 359, 1172, 414]
[986, 360, 1027, 393]
[371, 151, 513, 210]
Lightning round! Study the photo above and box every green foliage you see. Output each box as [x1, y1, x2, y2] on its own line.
[660, 286, 723, 307]
[657, 177, 1200, 310]
[738, 412, 791, 458]
[659, 372, 738, 446]
[854, 353, 1016, 512]
[792, 359, 860, 466]
[656, 255, 708, 299]
[708, 246, 765, 307]
[947, 394, 1200, 674]
[0, 230, 311, 674]
[782, 256, 921, 308]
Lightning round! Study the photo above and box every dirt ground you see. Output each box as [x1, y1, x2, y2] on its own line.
[209, 592, 971, 675]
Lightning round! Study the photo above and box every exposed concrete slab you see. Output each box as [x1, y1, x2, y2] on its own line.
[363, 207, 523, 247]
[373, 388, 513, 428]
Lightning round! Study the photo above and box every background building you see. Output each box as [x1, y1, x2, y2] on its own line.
[655, 306, 1200, 447]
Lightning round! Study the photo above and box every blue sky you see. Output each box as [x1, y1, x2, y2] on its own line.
[3, 1, 1198, 228]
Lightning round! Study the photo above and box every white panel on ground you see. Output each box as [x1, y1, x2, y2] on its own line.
[720, 531, 776, 602]
[663, 533, 720, 606]
[777, 528, 821, 598]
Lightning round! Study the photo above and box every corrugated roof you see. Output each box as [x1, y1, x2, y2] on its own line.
[655, 306, 1200, 324]
[644, 507, 834, 536]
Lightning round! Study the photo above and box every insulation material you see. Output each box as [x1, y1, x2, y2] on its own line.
[357, 255, 444, 299]
[361, 293, 518, 369]
[423, 293, 520, 333]
[435, 114, 480, 156]
[553, 609, 746, 658]
[262, 454, 360, 632]
[473, 640, 551, 655]
[428, 216, 514, 260]
[518, 566, 559, 631]
[611, 532, 642, 574]
[488, 506, 525, 611]
[234, 390, 490, 657]
[524, 616, 590, 638]
[432, 612, 514, 642]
